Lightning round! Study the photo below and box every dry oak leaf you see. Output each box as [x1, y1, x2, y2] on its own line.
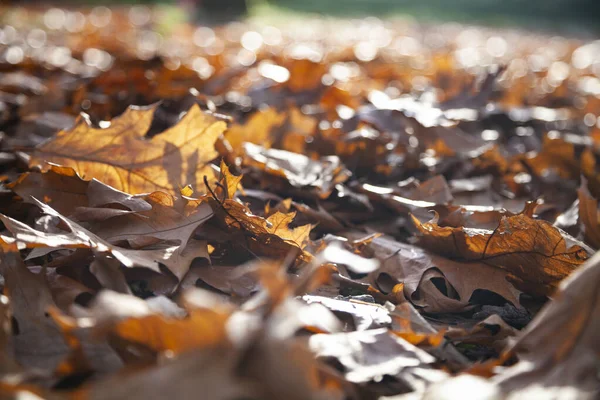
[366, 236, 522, 313]
[10, 165, 153, 218]
[11, 168, 213, 277]
[89, 190, 213, 250]
[494, 251, 600, 399]
[231, 203, 310, 247]
[0, 242, 70, 371]
[9, 164, 88, 215]
[0, 198, 210, 280]
[76, 347, 252, 400]
[0, 243, 121, 372]
[412, 213, 589, 296]
[264, 211, 312, 249]
[29, 103, 227, 195]
[77, 321, 335, 400]
[202, 198, 313, 261]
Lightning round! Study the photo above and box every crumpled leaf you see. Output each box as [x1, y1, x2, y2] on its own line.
[389, 302, 468, 369]
[243, 142, 350, 199]
[412, 213, 589, 296]
[366, 236, 522, 313]
[445, 314, 519, 354]
[30, 104, 227, 195]
[10, 165, 154, 218]
[302, 295, 391, 331]
[88, 190, 213, 249]
[0, 243, 69, 371]
[359, 176, 503, 226]
[1, 198, 210, 281]
[11, 168, 213, 272]
[210, 198, 313, 257]
[494, 251, 600, 399]
[9, 164, 89, 215]
[309, 328, 448, 391]
[0, 242, 121, 373]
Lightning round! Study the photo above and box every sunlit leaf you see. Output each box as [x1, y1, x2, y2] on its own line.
[30, 104, 227, 196]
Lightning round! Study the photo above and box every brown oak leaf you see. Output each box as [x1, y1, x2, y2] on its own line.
[411, 213, 589, 296]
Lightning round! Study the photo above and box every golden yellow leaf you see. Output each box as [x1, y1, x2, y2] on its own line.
[215, 160, 242, 200]
[112, 309, 230, 354]
[214, 199, 313, 260]
[224, 107, 286, 151]
[266, 211, 312, 249]
[30, 104, 227, 195]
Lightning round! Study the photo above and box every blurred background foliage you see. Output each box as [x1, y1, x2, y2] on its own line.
[265, 0, 600, 29]
[6, 0, 600, 34]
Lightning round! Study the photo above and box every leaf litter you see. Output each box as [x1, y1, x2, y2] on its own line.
[0, 6, 600, 400]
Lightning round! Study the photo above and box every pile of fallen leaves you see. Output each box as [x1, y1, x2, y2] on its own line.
[0, 6, 599, 399]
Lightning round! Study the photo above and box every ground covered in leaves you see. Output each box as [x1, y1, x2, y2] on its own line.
[0, 6, 600, 400]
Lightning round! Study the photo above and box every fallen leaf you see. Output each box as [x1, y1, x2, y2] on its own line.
[302, 295, 391, 331]
[9, 165, 88, 215]
[77, 347, 252, 400]
[110, 306, 231, 355]
[1, 198, 209, 281]
[366, 236, 522, 313]
[89, 191, 213, 249]
[412, 213, 589, 296]
[225, 107, 286, 150]
[215, 160, 242, 200]
[30, 104, 227, 195]
[494, 251, 600, 399]
[207, 198, 313, 259]
[309, 328, 448, 391]
[10, 165, 154, 219]
[243, 142, 350, 199]
[0, 242, 121, 373]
